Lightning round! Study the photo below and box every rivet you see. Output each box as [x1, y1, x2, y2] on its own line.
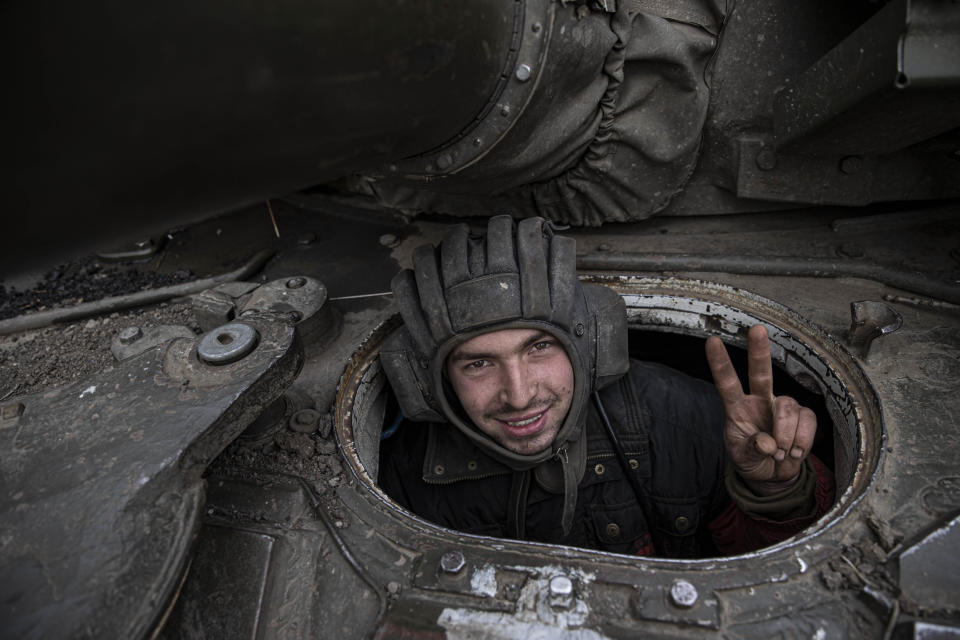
[839, 155, 864, 175]
[118, 326, 143, 345]
[437, 154, 453, 170]
[675, 516, 690, 533]
[515, 64, 532, 82]
[606, 522, 621, 538]
[500, 105, 511, 117]
[473, 137, 482, 147]
[286, 277, 307, 289]
[628, 458, 639, 470]
[575, 323, 585, 337]
[297, 232, 316, 245]
[467, 460, 478, 471]
[434, 464, 446, 476]
[531, 21, 542, 33]
[670, 580, 698, 608]
[440, 551, 466, 574]
[594, 463, 605, 475]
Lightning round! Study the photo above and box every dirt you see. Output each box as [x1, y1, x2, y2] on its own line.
[0, 302, 201, 399]
[0, 253, 196, 320]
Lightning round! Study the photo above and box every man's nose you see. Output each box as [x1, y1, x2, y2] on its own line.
[499, 361, 536, 408]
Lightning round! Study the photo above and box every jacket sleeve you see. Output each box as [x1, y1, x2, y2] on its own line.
[706, 455, 835, 555]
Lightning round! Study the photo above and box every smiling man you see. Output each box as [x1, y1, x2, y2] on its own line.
[378, 216, 834, 556]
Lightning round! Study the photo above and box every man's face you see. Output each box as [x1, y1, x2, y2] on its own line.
[446, 328, 574, 455]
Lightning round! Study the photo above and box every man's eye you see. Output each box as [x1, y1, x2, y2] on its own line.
[466, 360, 488, 370]
[532, 341, 552, 352]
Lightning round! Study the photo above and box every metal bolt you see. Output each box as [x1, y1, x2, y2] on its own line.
[437, 154, 453, 170]
[531, 21, 542, 33]
[118, 326, 143, 345]
[379, 233, 399, 248]
[197, 322, 259, 365]
[290, 409, 321, 433]
[440, 551, 466, 574]
[575, 323, 585, 336]
[286, 277, 307, 289]
[473, 137, 482, 147]
[500, 104, 511, 117]
[550, 575, 573, 596]
[515, 64, 532, 82]
[755, 148, 777, 171]
[669, 580, 698, 608]
[549, 575, 574, 610]
[839, 155, 864, 175]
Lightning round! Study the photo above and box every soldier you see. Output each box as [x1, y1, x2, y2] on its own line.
[378, 216, 833, 556]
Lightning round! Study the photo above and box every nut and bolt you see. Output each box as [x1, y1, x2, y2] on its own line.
[118, 326, 143, 345]
[548, 575, 574, 610]
[289, 409, 321, 434]
[286, 277, 307, 290]
[669, 580, 698, 608]
[515, 64, 532, 82]
[440, 551, 466, 574]
[197, 322, 259, 365]
[755, 148, 777, 171]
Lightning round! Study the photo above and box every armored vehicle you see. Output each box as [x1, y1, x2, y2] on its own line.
[3, 0, 959, 637]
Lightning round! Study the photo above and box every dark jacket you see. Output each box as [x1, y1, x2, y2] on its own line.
[378, 360, 832, 557]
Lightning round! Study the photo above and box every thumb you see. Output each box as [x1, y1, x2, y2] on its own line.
[749, 432, 778, 458]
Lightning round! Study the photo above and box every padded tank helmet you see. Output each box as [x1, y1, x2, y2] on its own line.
[381, 215, 629, 470]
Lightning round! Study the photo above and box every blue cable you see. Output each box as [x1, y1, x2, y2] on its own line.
[381, 409, 403, 440]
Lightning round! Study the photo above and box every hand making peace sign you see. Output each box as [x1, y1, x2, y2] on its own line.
[705, 325, 817, 495]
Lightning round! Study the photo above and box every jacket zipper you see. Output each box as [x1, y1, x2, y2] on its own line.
[423, 469, 511, 486]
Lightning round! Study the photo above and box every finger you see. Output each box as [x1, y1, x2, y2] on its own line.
[749, 431, 778, 458]
[705, 336, 745, 405]
[790, 407, 817, 459]
[747, 325, 775, 399]
[773, 396, 802, 462]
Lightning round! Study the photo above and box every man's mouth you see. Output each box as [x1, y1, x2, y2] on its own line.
[496, 409, 548, 437]
[504, 413, 543, 428]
